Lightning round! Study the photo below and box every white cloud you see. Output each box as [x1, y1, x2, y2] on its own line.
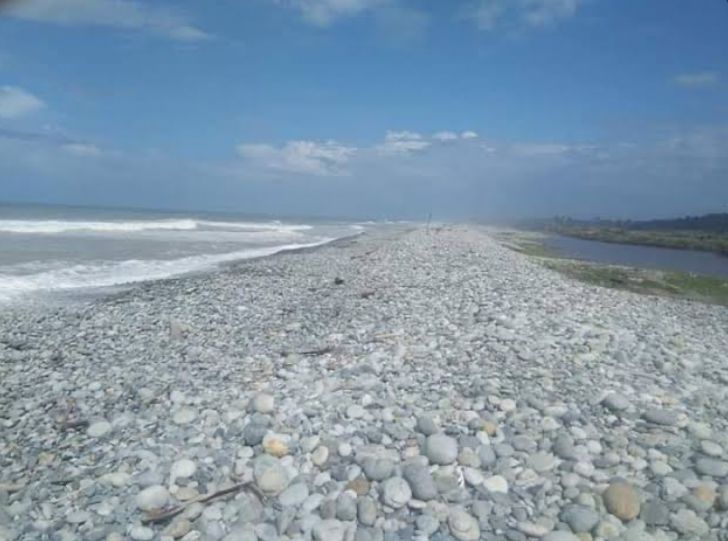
[673, 71, 720, 88]
[433, 131, 459, 142]
[237, 140, 356, 176]
[0, 86, 45, 119]
[377, 130, 431, 154]
[4, 0, 210, 41]
[470, 0, 581, 31]
[63, 143, 102, 156]
[461, 130, 479, 139]
[276, 0, 389, 26]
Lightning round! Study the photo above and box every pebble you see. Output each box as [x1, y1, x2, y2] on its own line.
[381, 477, 412, 508]
[642, 408, 679, 426]
[447, 507, 480, 541]
[170, 459, 196, 480]
[403, 463, 438, 500]
[136, 485, 170, 512]
[253, 393, 275, 413]
[602, 480, 640, 521]
[560, 505, 600, 533]
[279, 483, 309, 507]
[426, 433, 458, 465]
[483, 475, 509, 494]
[87, 420, 112, 438]
[602, 393, 630, 412]
[695, 457, 728, 477]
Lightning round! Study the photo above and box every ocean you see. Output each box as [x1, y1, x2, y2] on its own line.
[0, 202, 365, 304]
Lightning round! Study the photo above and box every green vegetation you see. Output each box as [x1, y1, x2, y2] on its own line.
[547, 226, 728, 255]
[520, 213, 728, 255]
[497, 230, 728, 306]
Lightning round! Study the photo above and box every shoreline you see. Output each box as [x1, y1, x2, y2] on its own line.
[494, 228, 728, 306]
[2, 225, 728, 540]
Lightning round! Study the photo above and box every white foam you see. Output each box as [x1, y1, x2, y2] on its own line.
[0, 218, 313, 234]
[0, 238, 333, 303]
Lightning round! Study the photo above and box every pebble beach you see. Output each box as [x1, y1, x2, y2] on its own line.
[2, 225, 728, 541]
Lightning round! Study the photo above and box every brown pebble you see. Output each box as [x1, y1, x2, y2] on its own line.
[347, 476, 370, 496]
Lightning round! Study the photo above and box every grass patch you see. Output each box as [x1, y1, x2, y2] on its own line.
[495, 230, 728, 306]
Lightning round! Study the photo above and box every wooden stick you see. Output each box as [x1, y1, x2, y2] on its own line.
[142, 482, 263, 524]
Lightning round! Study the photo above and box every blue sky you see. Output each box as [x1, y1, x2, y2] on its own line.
[0, 0, 726, 219]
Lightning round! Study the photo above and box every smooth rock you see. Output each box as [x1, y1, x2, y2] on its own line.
[426, 434, 458, 465]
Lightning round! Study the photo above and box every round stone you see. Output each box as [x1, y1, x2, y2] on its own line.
[670, 508, 709, 536]
[402, 463, 438, 501]
[279, 483, 309, 507]
[129, 526, 154, 541]
[136, 485, 170, 512]
[426, 433, 458, 465]
[253, 393, 275, 413]
[173, 408, 197, 425]
[416, 415, 439, 436]
[560, 505, 600, 533]
[87, 420, 112, 438]
[171, 459, 196, 480]
[483, 475, 509, 494]
[243, 423, 267, 446]
[66, 510, 91, 524]
[602, 480, 640, 521]
[362, 458, 394, 481]
[357, 496, 377, 526]
[528, 452, 558, 473]
[381, 477, 412, 508]
[338, 443, 352, 457]
[253, 456, 290, 495]
[312, 445, 329, 466]
[602, 393, 630, 412]
[262, 433, 289, 457]
[448, 507, 480, 541]
[347, 405, 366, 419]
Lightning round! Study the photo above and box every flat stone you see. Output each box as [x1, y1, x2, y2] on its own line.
[312, 445, 329, 466]
[66, 510, 91, 524]
[602, 393, 630, 412]
[700, 440, 723, 457]
[642, 408, 679, 426]
[695, 457, 728, 477]
[542, 533, 580, 541]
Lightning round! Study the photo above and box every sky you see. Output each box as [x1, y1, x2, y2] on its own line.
[0, 0, 727, 220]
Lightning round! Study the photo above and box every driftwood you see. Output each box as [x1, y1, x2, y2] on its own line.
[142, 482, 264, 525]
[299, 346, 335, 356]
